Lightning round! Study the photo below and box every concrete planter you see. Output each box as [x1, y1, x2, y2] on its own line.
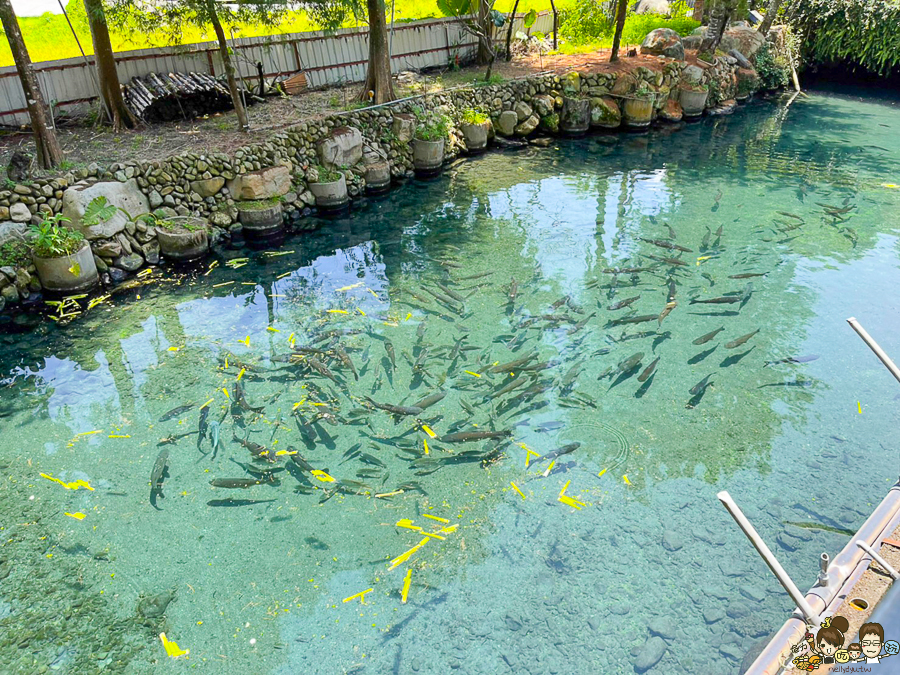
[460, 122, 490, 153]
[364, 160, 392, 194]
[622, 97, 654, 129]
[156, 218, 209, 261]
[309, 172, 349, 213]
[33, 242, 98, 293]
[679, 88, 709, 118]
[560, 97, 591, 135]
[238, 200, 285, 236]
[412, 138, 445, 177]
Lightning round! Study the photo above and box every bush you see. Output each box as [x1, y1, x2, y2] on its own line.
[461, 109, 489, 125]
[559, 0, 612, 44]
[30, 214, 84, 258]
[755, 43, 790, 89]
[619, 14, 700, 45]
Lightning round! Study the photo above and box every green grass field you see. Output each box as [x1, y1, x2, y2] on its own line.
[1, 0, 556, 68]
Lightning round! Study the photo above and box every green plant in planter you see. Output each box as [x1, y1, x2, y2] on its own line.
[313, 165, 343, 184]
[30, 214, 85, 258]
[634, 82, 656, 100]
[681, 82, 709, 93]
[412, 107, 450, 142]
[460, 108, 489, 125]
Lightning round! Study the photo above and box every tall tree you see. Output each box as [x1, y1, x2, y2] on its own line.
[437, 0, 502, 81]
[83, 0, 136, 131]
[0, 0, 63, 169]
[699, 0, 739, 55]
[609, 0, 628, 62]
[107, 1, 291, 132]
[757, 0, 781, 34]
[307, 0, 395, 103]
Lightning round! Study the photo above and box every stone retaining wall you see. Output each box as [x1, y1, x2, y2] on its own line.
[0, 49, 781, 316]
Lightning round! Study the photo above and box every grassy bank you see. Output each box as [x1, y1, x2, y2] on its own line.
[1, 0, 554, 67]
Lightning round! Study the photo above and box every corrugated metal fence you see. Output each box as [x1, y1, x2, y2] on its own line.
[0, 11, 554, 127]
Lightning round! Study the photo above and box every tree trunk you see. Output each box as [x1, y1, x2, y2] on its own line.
[206, 0, 249, 131]
[0, 0, 63, 169]
[475, 0, 493, 65]
[609, 0, 628, 62]
[693, 0, 704, 22]
[757, 0, 781, 34]
[83, 0, 136, 131]
[699, 1, 729, 55]
[549, 0, 558, 50]
[504, 0, 520, 62]
[483, 40, 496, 81]
[359, 0, 395, 104]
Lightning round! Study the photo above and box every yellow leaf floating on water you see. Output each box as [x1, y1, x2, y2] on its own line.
[388, 537, 430, 570]
[342, 588, 373, 604]
[881, 183, 900, 189]
[421, 425, 437, 439]
[510, 481, 526, 499]
[311, 470, 335, 483]
[401, 568, 412, 604]
[327, 309, 349, 314]
[423, 438, 429, 455]
[40, 473, 94, 491]
[395, 519, 422, 531]
[159, 633, 189, 658]
[623, 474, 631, 485]
[463, 370, 481, 378]
[68, 262, 81, 276]
[65, 512, 86, 520]
[422, 514, 449, 524]
[336, 282, 363, 292]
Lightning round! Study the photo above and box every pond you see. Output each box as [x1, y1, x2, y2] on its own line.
[2, 87, 900, 675]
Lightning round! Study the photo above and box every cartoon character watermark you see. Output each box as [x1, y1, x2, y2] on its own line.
[785, 616, 900, 670]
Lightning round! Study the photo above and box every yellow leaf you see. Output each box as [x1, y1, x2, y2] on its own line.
[65, 512, 86, 520]
[159, 633, 189, 658]
[68, 262, 81, 276]
[311, 470, 335, 483]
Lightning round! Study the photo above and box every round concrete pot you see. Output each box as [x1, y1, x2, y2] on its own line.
[460, 122, 490, 153]
[364, 160, 392, 194]
[33, 241, 99, 293]
[412, 138, 445, 177]
[238, 200, 285, 237]
[679, 88, 709, 119]
[622, 97, 654, 129]
[560, 97, 591, 135]
[156, 218, 209, 261]
[309, 172, 349, 214]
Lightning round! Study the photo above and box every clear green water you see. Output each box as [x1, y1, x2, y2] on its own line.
[2, 88, 900, 674]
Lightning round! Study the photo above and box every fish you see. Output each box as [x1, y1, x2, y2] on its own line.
[159, 405, 192, 422]
[207, 499, 276, 507]
[208, 420, 221, 454]
[487, 376, 529, 400]
[197, 407, 209, 450]
[508, 278, 518, 302]
[763, 355, 820, 367]
[640, 237, 693, 253]
[689, 296, 741, 305]
[701, 227, 711, 250]
[333, 345, 359, 381]
[234, 381, 265, 414]
[728, 272, 767, 279]
[603, 266, 656, 274]
[364, 397, 423, 417]
[488, 352, 538, 373]
[288, 449, 316, 473]
[692, 327, 724, 345]
[637, 357, 660, 382]
[439, 430, 511, 443]
[777, 212, 804, 221]
[665, 223, 677, 239]
[615, 352, 644, 375]
[233, 435, 276, 462]
[384, 340, 396, 371]
[531, 442, 580, 465]
[307, 357, 340, 385]
[150, 448, 169, 507]
[456, 271, 494, 281]
[657, 301, 676, 325]
[436, 282, 465, 304]
[646, 254, 688, 267]
[725, 329, 759, 349]
[209, 475, 278, 489]
[567, 312, 596, 335]
[412, 391, 446, 410]
[715, 225, 724, 238]
[609, 314, 658, 327]
[608, 295, 640, 311]
[701, 272, 715, 286]
[689, 373, 714, 396]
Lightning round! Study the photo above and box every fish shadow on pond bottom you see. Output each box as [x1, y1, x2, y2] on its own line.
[688, 310, 740, 317]
[688, 345, 718, 364]
[634, 373, 655, 398]
[608, 365, 641, 391]
[720, 346, 756, 368]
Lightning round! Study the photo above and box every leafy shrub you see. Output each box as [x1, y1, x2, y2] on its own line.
[755, 43, 790, 89]
[313, 165, 343, 183]
[559, 0, 612, 44]
[619, 13, 700, 45]
[461, 108, 489, 125]
[0, 240, 30, 267]
[412, 107, 450, 141]
[30, 214, 84, 258]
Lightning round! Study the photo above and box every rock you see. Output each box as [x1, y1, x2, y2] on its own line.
[9, 203, 31, 223]
[729, 48, 753, 69]
[590, 96, 621, 128]
[113, 252, 144, 273]
[662, 529, 683, 551]
[108, 267, 127, 283]
[496, 110, 518, 136]
[513, 100, 533, 122]
[532, 94, 555, 116]
[190, 177, 225, 198]
[720, 642, 744, 660]
[92, 240, 122, 258]
[14, 268, 29, 293]
[317, 126, 363, 168]
[0, 266, 14, 281]
[682, 34, 703, 50]
[640, 28, 685, 60]
[515, 114, 539, 136]
[6, 150, 32, 182]
[209, 211, 233, 227]
[721, 24, 766, 61]
[539, 114, 559, 133]
[148, 190, 163, 209]
[562, 71, 581, 95]
[682, 64, 704, 84]
[62, 178, 149, 240]
[0, 221, 26, 245]
[634, 0, 669, 13]
[659, 99, 683, 122]
[92, 254, 108, 273]
[740, 585, 767, 603]
[634, 636, 667, 672]
[530, 137, 553, 146]
[142, 240, 160, 265]
[392, 114, 416, 142]
[709, 99, 738, 115]
[226, 166, 291, 200]
[648, 615, 677, 640]
[703, 607, 725, 624]
[611, 73, 637, 96]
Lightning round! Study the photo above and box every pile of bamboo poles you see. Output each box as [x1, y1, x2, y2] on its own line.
[123, 72, 236, 123]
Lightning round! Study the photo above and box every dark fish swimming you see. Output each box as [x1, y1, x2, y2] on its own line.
[689, 373, 714, 396]
[637, 357, 660, 382]
[159, 405, 192, 422]
[640, 237, 693, 253]
[609, 314, 658, 327]
[728, 272, 767, 279]
[210, 475, 278, 489]
[150, 448, 169, 508]
[607, 295, 640, 311]
[531, 442, 580, 465]
[197, 406, 209, 450]
[439, 430, 511, 443]
[364, 397, 423, 416]
[725, 329, 760, 349]
[689, 296, 741, 305]
[764, 355, 820, 367]
[615, 352, 644, 375]
[692, 327, 724, 345]
[384, 340, 396, 371]
[207, 499, 277, 507]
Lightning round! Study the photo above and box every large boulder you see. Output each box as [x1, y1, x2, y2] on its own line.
[9, 203, 31, 223]
[496, 110, 518, 136]
[720, 24, 766, 61]
[190, 177, 224, 198]
[391, 114, 416, 142]
[317, 126, 363, 168]
[513, 101, 533, 122]
[0, 221, 26, 245]
[633, 0, 670, 14]
[514, 114, 539, 137]
[62, 178, 149, 240]
[590, 96, 621, 128]
[640, 28, 685, 61]
[226, 165, 291, 201]
[532, 94, 555, 117]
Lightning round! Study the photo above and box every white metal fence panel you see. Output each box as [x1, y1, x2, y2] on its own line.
[0, 12, 554, 127]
